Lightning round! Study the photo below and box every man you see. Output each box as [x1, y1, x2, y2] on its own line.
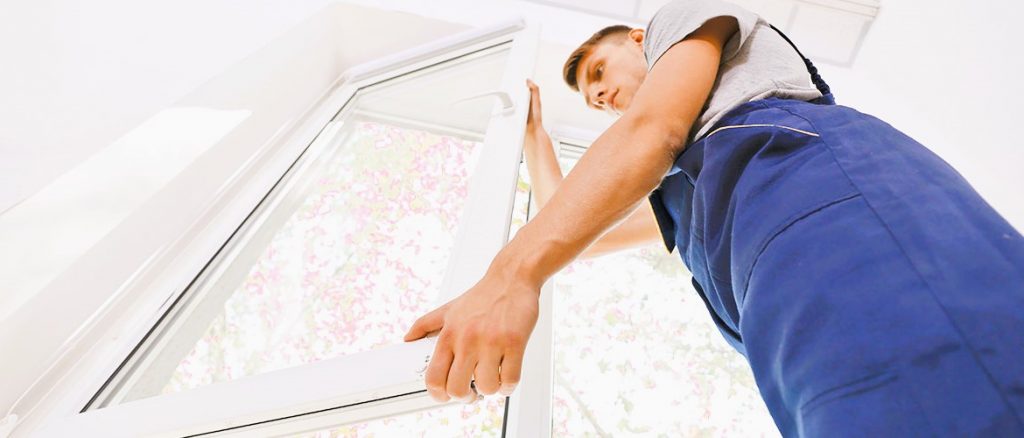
[405, 0, 1024, 435]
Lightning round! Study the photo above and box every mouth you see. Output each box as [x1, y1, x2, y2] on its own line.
[607, 90, 619, 112]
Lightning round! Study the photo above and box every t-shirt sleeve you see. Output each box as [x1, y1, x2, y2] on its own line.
[644, 0, 760, 71]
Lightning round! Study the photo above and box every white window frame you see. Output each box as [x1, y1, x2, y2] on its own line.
[504, 128, 600, 438]
[11, 18, 548, 438]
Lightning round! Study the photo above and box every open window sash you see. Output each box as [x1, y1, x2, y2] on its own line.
[27, 18, 541, 438]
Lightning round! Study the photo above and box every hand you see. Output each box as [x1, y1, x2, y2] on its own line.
[525, 78, 544, 135]
[404, 267, 540, 402]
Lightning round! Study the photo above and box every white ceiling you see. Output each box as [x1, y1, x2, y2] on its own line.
[526, 0, 881, 65]
[346, 0, 885, 140]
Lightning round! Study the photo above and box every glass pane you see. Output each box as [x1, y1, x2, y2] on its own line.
[96, 44, 514, 407]
[548, 146, 779, 436]
[293, 397, 505, 438]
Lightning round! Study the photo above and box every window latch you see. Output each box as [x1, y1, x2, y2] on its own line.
[451, 90, 515, 116]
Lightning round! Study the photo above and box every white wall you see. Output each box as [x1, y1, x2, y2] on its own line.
[813, 0, 1024, 230]
[0, 0, 335, 214]
[0, 0, 469, 417]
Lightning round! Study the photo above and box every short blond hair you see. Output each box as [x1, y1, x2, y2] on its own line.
[562, 25, 632, 92]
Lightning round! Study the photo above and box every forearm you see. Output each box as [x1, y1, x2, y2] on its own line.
[522, 127, 563, 212]
[493, 114, 680, 286]
[579, 201, 661, 259]
[525, 126, 663, 260]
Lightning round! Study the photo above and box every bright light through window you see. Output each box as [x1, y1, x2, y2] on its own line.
[91, 44, 515, 408]
[548, 145, 779, 437]
[163, 120, 484, 397]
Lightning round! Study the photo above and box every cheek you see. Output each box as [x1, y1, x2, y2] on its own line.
[631, 77, 642, 93]
[626, 76, 644, 98]
[633, 68, 647, 87]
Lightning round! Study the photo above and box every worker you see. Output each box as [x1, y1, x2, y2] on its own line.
[405, 0, 1024, 435]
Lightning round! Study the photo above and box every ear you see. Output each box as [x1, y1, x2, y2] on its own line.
[628, 28, 645, 46]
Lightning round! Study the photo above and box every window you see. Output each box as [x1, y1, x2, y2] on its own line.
[546, 139, 779, 437]
[92, 45, 512, 407]
[29, 20, 541, 437]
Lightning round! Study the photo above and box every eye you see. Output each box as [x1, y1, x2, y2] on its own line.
[596, 65, 604, 79]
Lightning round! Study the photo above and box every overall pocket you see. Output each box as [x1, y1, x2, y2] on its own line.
[797, 370, 936, 437]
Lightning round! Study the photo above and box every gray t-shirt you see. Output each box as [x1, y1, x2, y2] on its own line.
[644, 0, 823, 143]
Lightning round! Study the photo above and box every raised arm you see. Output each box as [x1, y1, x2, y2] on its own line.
[405, 16, 739, 403]
[522, 79, 662, 258]
[521, 80, 562, 213]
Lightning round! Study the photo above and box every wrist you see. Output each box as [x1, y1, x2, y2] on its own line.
[525, 123, 545, 139]
[488, 244, 547, 293]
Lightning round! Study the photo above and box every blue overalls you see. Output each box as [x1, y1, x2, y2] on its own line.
[648, 27, 1024, 436]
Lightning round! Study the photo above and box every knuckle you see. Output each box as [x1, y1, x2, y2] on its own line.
[437, 329, 455, 344]
[462, 326, 481, 343]
[503, 330, 526, 347]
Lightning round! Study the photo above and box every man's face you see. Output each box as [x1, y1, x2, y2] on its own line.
[576, 29, 649, 116]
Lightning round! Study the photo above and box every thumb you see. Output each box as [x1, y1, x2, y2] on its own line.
[404, 304, 448, 341]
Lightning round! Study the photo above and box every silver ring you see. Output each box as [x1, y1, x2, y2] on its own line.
[469, 381, 483, 402]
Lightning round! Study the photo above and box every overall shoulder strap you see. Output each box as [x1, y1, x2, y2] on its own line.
[768, 24, 834, 99]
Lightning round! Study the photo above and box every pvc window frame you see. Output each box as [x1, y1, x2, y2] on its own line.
[16, 18, 545, 438]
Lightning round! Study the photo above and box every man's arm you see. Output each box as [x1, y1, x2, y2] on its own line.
[522, 80, 662, 258]
[405, 16, 739, 403]
[504, 15, 737, 284]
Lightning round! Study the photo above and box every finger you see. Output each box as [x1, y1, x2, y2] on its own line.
[424, 336, 454, 402]
[499, 348, 524, 396]
[446, 353, 477, 402]
[473, 354, 502, 396]
[404, 304, 447, 341]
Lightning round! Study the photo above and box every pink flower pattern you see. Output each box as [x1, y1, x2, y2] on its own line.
[148, 116, 776, 435]
[164, 120, 484, 394]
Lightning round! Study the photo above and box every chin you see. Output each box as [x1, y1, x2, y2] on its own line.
[618, 92, 634, 111]
[617, 99, 631, 113]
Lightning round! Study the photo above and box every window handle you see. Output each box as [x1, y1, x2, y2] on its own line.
[451, 90, 515, 116]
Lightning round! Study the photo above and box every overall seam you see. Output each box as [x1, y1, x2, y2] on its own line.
[775, 104, 1024, 429]
[701, 115, 837, 306]
[739, 192, 861, 304]
[705, 123, 821, 139]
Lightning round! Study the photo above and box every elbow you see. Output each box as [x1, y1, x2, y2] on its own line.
[619, 112, 691, 166]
